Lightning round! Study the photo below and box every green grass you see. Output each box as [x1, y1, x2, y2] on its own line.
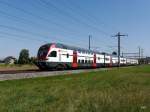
[0, 64, 37, 71]
[0, 65, 150, 112]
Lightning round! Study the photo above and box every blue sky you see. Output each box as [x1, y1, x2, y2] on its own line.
[0, 0, 149, 58]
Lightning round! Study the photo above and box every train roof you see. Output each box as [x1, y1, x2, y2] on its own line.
[42, 43, 118, 56]
[56, 43, 93, 52]
[40, 43, 138, 60]
[51, 43, 110, 55]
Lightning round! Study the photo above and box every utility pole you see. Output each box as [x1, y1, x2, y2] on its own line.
[138, 46, 141, 59]
[141, 48, 144, 58]
[112, 32, 128, 67]
[89, 35, 92, 50]
[138, 46, 141, 65]
[122, 52, 124, 57]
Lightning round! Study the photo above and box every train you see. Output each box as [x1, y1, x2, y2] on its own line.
[36, 43, 139, 70]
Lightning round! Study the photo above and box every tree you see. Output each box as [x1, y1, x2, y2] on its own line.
[112, 51, 117, 55]
[18, 49, 30, 64]
[29, 57, 37, 64]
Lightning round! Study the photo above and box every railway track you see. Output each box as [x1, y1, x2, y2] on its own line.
[0, 69, 40, 74]
[0, 68, 108, 81]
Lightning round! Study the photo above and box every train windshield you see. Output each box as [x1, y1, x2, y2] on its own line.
[37, 44, 51, 59]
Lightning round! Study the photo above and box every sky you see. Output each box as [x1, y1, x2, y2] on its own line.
[0, 0, 150, 58]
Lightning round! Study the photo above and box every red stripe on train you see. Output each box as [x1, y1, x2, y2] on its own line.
[92, 54, 97, 68]
[72, 51, 78, 68]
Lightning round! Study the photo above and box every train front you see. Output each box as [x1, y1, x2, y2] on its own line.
[36, 43, 56, 70]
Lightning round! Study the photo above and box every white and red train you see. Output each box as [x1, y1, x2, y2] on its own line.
[36, 43, 138, 70]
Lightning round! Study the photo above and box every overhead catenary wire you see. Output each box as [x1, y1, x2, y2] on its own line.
[38, 0, 111, 49]
[0, 1, 88, 38]
[0, 10, 68, 41]
[38, 0, 113, 50]
[59, 0, 117, 33]
[64, 0, 119, 32]
[0, 0, 111, 50]
[29, 1, 92, 43]
[39, 0, 110, 36]
[0, 24, 48, 40]
[0, 31, 47, 43]
[0, 1, 89, 45]
[59, 0, 120, 50]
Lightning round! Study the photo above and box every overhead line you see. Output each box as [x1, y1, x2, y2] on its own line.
[0, 24, 46, 38]
[39, 0, 110, 36]
[0, 0, 110, 49]
[0, 10, 64, 41]
[65, 0, 118, 32]
[0, 1, 89, 44]
[0, 31, 46, 43]
[0, 10, 52, 31]
[30, 1, 91, 42]
[39, 0, 112, 49]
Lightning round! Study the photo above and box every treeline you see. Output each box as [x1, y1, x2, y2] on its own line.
[15, 49, 37, 65]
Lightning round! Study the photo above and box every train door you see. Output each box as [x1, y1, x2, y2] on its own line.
[72, 51, 78, 68]
[92, 54, 97, 68]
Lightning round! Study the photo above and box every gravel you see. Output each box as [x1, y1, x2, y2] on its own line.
[0, 68, 108, 81]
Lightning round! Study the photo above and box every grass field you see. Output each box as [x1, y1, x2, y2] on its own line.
[0, 64, 38, 71]
[0, 65, 149, 112]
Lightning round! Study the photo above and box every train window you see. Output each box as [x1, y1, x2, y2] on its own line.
[78, 60, 81, 63]
[105, 58, 109, 61]
[82, 60, 84, 63]
[67, 53, 69, 58]
[123, 60, 125, 62]
[49, 51, 57, 57]
[85, 60, 87, 63]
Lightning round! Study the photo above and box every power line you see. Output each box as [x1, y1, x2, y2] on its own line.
[30, 1, 90, 38]
[0, 10, 71, 42]
[0, 0, 110, 49]
[0, 31, 46, 43]
[39, 0, 110, 36]
[38, 0, 111, 48]
[0, 24, 48, 39]
[64, 0, 118, 32]
[0, 1, 90, 45]
[3, 0, 90, 41]
[0, 9, 64, 40]
[57, 0, 105, 29]
[30, 1, 92, 43]
[55, 0, 113, 46]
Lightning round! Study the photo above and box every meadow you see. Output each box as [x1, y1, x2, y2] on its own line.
[0, 64, 37, 71]
[0, 65, 149, 112]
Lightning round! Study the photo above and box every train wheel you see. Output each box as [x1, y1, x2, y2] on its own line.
[38, 65, 47, 71]
[56, 64, 65, 71]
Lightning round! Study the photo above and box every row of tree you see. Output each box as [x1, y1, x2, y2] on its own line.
[16, 49, 37, 64]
